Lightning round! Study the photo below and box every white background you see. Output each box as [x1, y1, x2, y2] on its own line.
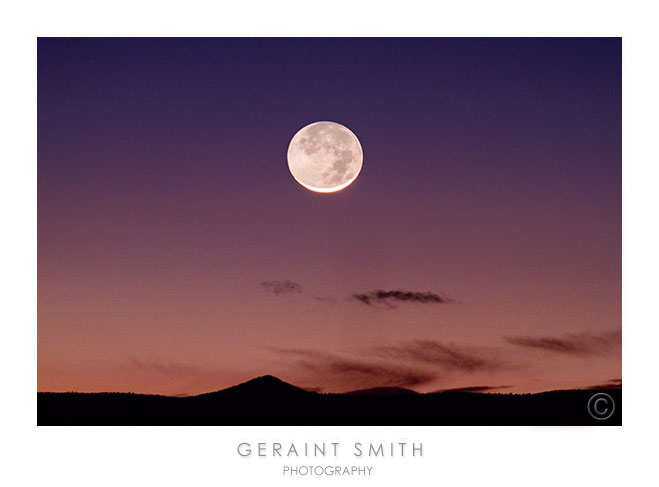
[1, 1, 657, 485]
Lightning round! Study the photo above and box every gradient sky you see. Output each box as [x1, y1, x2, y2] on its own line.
[38, 38, 621, 395]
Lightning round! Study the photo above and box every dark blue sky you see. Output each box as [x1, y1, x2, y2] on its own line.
[39, 37, 620, 199]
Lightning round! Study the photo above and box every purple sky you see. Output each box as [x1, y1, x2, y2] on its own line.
[38, 38, 621, 395]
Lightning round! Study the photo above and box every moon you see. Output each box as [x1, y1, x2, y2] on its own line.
[287, 121, 363, 193]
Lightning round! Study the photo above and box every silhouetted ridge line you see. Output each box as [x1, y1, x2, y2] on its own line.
[37, 375, 622, 426]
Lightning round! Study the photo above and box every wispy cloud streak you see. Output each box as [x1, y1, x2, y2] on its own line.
[503, 330, 621, 356]
[266, 348, 437, 388]
[377, 340, 500, 371]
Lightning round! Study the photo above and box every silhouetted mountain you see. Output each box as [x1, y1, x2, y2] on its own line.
[196, 375, 309, 397]
[37, 376, 621, 426]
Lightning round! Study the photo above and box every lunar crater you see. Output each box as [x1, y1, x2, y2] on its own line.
[287, 121, 363, 193]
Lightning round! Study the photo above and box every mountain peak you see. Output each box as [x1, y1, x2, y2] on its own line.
[197, 375, 310, 398]
[245, 375, 286, 384]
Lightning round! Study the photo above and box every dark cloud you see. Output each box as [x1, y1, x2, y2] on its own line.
[267, 338, 502, 391]
[503, 330, 621, 356]
[433, 385, 512, 393]
[377, 340, 500, 372]
[267, 348, 437, 389]
[353, 289, 450, 307]
[260, 280, 302, 295]
[582, 378, 622, 390]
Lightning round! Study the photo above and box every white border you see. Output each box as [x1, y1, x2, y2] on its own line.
[2, 1, 657, 485]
